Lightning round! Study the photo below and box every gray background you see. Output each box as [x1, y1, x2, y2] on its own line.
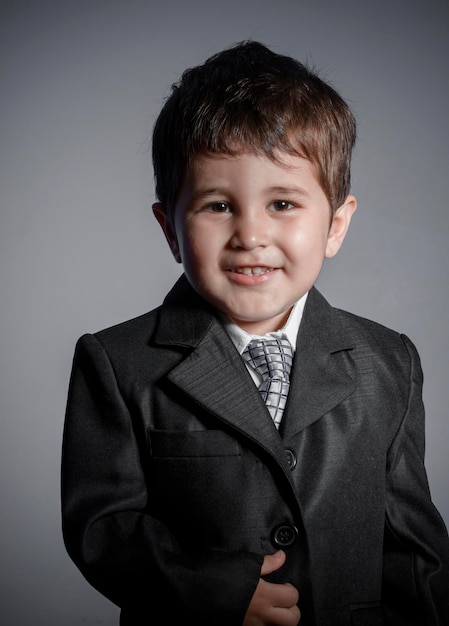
[1, 0, 448, 624]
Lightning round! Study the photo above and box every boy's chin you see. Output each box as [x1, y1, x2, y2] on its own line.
[225, 309, 293, 335]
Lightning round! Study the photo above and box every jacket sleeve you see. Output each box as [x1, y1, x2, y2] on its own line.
[382, 334, 449, 625]
[61, 333, 263, 624]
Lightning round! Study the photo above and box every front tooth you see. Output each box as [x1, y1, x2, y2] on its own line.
[253, 267, 265, 275]
[242, 267, 252, 275]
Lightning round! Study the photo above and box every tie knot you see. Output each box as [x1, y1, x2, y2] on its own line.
[243, 337, 293, 381]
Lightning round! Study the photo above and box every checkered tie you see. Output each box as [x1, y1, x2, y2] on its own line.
[243, 337, 293, 429]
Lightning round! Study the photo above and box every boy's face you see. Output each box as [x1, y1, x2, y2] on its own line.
[154, 151, 356, 335]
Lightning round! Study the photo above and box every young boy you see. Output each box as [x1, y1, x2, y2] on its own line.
[61, 41, 449, 625]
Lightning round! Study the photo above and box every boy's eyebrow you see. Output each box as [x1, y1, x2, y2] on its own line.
[190, 185, 311, 199]
[265, 186, 311, 197]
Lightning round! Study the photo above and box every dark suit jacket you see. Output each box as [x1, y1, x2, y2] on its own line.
[62, 276, 449, 626]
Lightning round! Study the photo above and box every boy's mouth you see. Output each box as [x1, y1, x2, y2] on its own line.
[231, 266, 275, 276]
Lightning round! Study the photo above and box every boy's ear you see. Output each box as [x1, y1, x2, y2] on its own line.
[325, 195, 357, 259]
[152, 202, 182, 263]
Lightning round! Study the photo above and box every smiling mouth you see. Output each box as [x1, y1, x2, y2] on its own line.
[231, 267, 275, 276]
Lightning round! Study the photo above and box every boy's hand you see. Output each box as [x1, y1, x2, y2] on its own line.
[243, 550, 300, 625]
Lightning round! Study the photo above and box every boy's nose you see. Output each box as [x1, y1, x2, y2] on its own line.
[230, 212, 270, 249]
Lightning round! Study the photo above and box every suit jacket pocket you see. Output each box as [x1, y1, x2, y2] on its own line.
[146, 429, 263, 551]
[148, 428, 242, 457]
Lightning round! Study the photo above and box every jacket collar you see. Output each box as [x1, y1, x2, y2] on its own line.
[154, 274, 217, 348]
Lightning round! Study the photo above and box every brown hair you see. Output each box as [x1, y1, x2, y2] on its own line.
[152, 40, 356, 220]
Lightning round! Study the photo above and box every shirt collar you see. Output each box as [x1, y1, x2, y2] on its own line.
[221, 292, 308, 354]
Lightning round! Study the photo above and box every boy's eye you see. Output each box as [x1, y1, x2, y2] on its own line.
[270, 200, 295, 211]
[204, 201, 231, 213]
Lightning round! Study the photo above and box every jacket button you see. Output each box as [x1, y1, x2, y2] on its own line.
[271, 524, 298, 548]
[285, 448, 297, 470]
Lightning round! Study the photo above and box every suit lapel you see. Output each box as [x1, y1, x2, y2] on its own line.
[155, 275, 290, 466]
[281, 288, 356, 440]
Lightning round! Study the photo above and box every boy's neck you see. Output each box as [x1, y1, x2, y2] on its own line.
[220, 293, 308, 352]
